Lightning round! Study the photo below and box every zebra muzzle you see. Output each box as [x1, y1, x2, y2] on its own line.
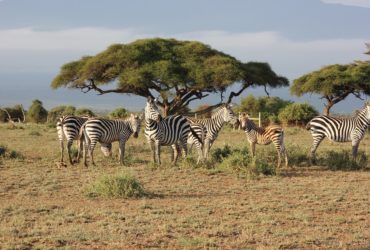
[133, 132, 139, 138]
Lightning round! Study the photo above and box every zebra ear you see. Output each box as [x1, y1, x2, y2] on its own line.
[147, 96, 154, 103]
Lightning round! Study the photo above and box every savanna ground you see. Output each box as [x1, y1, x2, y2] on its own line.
[0, 123, 369, 249]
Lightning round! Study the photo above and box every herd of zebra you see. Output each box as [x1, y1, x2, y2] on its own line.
[56, 98, 370, 168]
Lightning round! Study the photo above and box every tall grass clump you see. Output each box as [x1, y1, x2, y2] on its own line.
[0, 145, 23, 160]
[84, 173, 146, 198]
[320, 150, 368, 170]
[212, 145, 276, 177]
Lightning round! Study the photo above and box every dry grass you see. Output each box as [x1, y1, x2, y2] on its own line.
[0, 123, 369, 249]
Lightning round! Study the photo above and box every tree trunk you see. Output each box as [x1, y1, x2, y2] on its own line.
[323, 101, 334, 116]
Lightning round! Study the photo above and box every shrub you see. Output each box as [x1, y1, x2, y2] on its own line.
[47, 105, 76, 123]
[320, 150, 368, 170]
[278, 102, 318, 126]
[211, 144, 233, 162]
[84, 174, 146, 198]
[27, 100, 48, 123]
[0, 145, 23, 160]
[75, 108, 95, 117]
[109, 108, 128, 119]
[0, 105, 25, 123]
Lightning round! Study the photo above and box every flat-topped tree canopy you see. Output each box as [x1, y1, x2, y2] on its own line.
[52, 38, 287, 116]
[291, 62, 370, 115]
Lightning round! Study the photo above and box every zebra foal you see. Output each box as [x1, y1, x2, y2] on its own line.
[306, 101, 370, 163]
[79, 114, 141, 166]
[239, 112, 288, 168]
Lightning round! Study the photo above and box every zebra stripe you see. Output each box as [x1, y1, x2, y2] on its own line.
[172, 122, 206, 164]
[57, 115, 88, 165]
[306, 102, 370, 162]
[239, 112, 288, 168]
[187, 104, 238, 158]
[144, 97, 202, 164]
[80, 114, 141, 166]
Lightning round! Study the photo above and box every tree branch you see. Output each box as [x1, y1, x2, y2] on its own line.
[227, 84, 250, 104]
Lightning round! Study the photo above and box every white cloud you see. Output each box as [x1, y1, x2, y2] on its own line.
[321, 0, 370, 8]
[0, 27, 369, 79]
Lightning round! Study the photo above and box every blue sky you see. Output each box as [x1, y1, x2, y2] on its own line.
[0, 0, 369, 112]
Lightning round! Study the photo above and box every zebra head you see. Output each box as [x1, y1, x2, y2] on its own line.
[238, 112, 249, 129]
[145, 96, 162, 122]
[365, 101, 370, 120]
[129, 113, 142, 138]
[214, 103, 238, 125]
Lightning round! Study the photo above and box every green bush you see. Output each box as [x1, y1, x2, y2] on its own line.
[75, 108, 95, 117]
[109, 108, 128, 119]
[320, 150, 368, 170]
[278, 102, 318, 126]
[211, 144, 233, 162]
[47, 105, 76, 123]
[27, 99, 48, 123]
[84, 174, 146, 198]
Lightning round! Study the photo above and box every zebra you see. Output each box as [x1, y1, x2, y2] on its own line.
[306, 101, 370, 163]
[144, 97, 203, 165]
[57, 115, 89, 166]
[171, 122, 206, 164]
[239, 112, 288, 168]
[187, 103, 238, 159]
[79, 114, 142, 166]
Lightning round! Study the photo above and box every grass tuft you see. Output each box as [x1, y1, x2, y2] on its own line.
[0, 144, 23, 160]
[83, 173, 147, 199]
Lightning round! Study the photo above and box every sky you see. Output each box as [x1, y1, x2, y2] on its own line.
[0, 0, 369, 113]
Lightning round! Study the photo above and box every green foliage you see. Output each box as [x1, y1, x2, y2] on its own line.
[212, 145, 276, 177]
[278, 103, 318, 125]
[84, 173, 146, 199]
[291, 62, 370, 113]
[236, 95, 292, 124]
[109, 107, 128, 119]
[320, 150, 368, 171]
[27, 99, 48, 123]
[47, 105, 94, 123]
[75, 108, 95, 117]
[51, 38, 286, 115]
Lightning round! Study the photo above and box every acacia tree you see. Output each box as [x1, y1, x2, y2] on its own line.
[291, 63, 370, 115]
[52, 38, 288, 116]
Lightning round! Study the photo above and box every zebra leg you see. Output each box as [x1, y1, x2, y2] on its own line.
[310, 135, 324, 164]
[154, 140, 161, 165]
[282, 145, 289, 168]
[203, 138, 211, 159]
[119, 140, 126, 165]
[83, 137, 89, 167]
[352, 140, 360, 160]
[195, 140, 204, 164]
[59, 138, 65, 165]
[67, 140, 74, 166]
[75, 138, 84, 164]
[149, 140, 156, 163]
[89, 142, 97, 166]
[250, 142, 256, 158]
[171, 144, 179, 164]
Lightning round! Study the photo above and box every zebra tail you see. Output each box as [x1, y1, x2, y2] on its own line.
[189, 127, 203, 147]
[77, 122, 87, 153]
[305, 121, 311, 130]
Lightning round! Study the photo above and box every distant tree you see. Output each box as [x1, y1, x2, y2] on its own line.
[109, 108, 129, 119]
[75, 108, 95, 117]
[51, 38, 288, 116]
[0, 105, 26, 123]
[278, 103, 318, 126]
[366, 43, 370, 56]
[28, 99, 48, 123]
[291, 63, 370, 115]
